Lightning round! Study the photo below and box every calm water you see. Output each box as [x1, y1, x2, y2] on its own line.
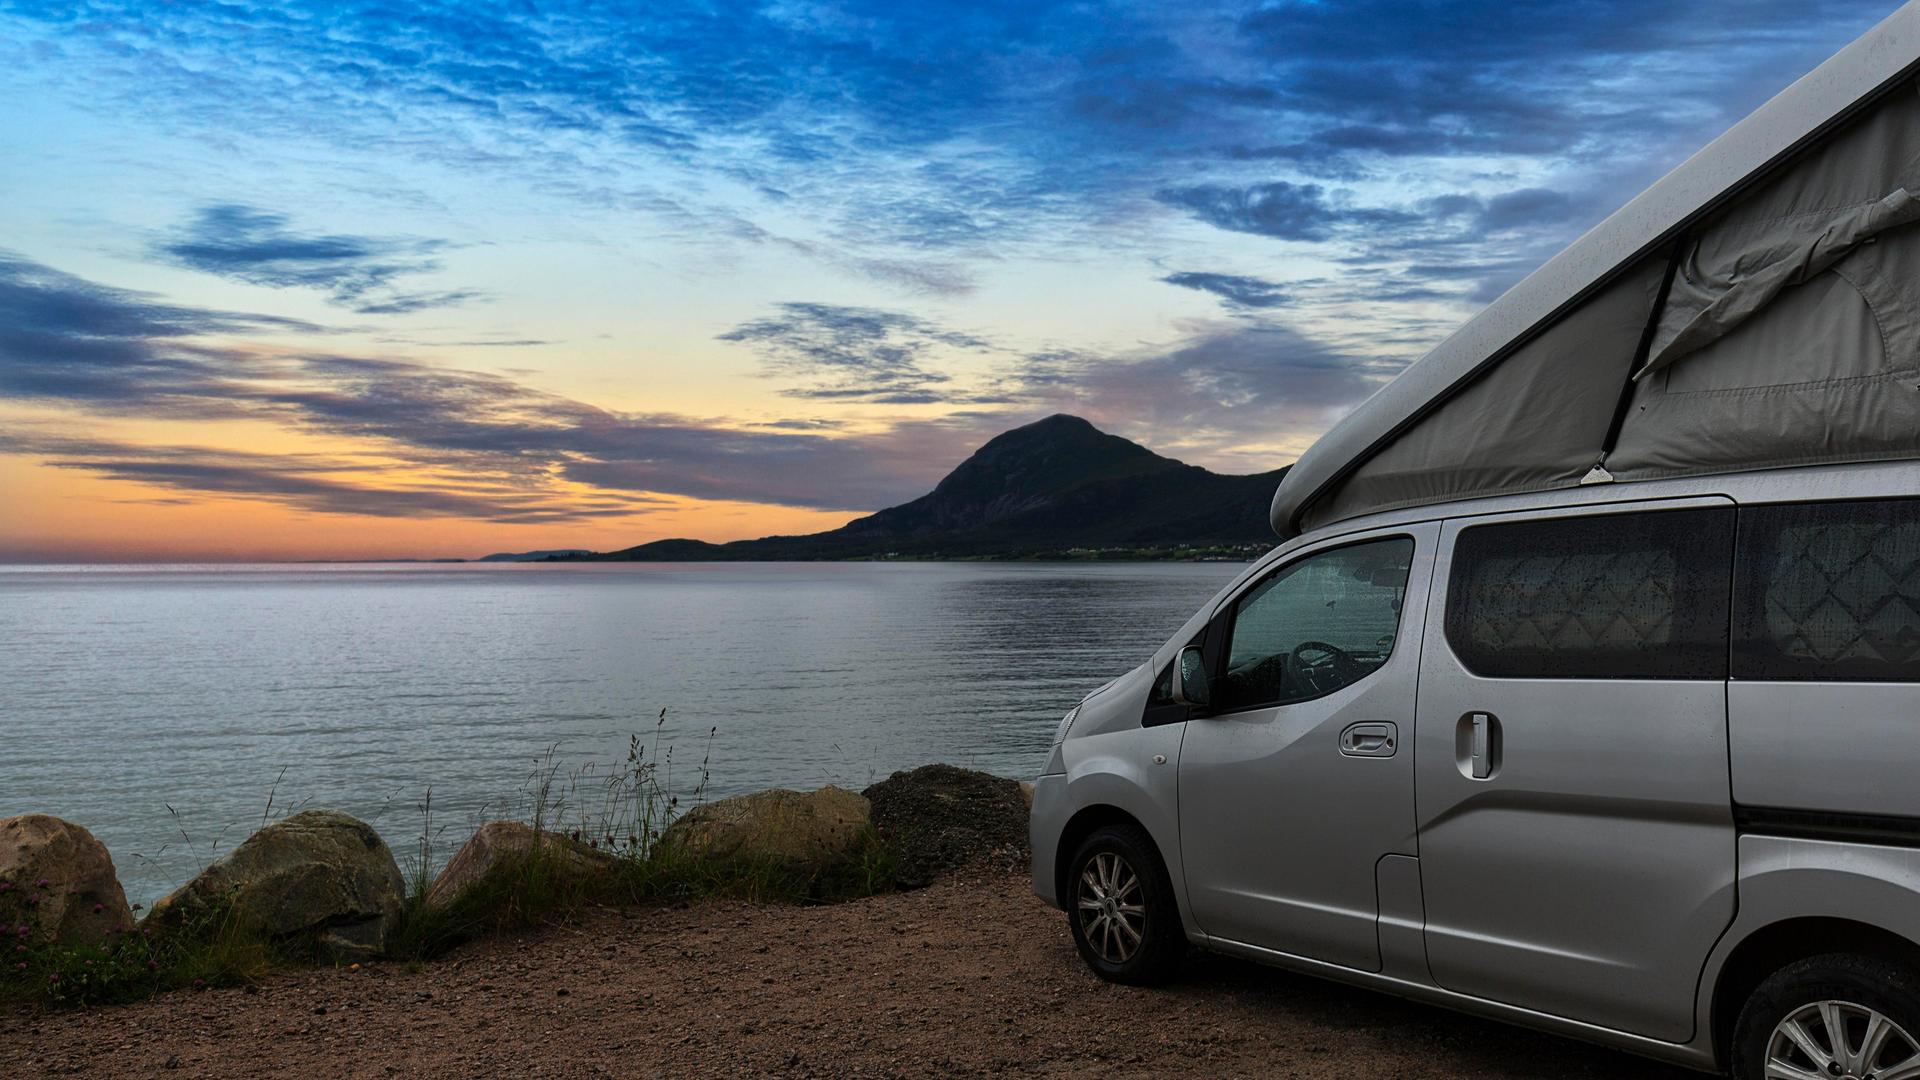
[0, 561, 1241, 904]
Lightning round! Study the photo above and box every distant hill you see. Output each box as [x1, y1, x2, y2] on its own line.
[576, 415, 1284, 561]
[478, 549, 594, 562]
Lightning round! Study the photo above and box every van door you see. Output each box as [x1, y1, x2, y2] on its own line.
[1415, 499, 1736, 1042]
[1178, 523, 1435, 971]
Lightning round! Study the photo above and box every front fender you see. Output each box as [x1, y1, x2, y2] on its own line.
[1051, 722, 1195, 937]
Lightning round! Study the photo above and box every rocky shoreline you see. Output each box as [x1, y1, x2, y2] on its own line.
[4, 767, 1694, 1078]
[1, 764, 1033, 1007]
[1, 869, 1691, 1079]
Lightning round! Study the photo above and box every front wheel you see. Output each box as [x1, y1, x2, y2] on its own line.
[1731, 953, 1920, 1080]
[1065, 824, 1183, 985]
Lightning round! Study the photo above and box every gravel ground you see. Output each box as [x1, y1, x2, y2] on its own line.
[2, 871, 1703, 1078]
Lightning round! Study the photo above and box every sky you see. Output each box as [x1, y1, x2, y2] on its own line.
[0, 0, 1904, 561]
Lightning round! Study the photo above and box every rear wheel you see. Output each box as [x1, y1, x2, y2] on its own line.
[1731, 953, 1920, 1080]
[1065, 824, 1182, 985]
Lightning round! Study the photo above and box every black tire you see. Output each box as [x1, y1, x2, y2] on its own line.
[1731, 952, 1920, 1080]
[1064, 824, 1183, 985]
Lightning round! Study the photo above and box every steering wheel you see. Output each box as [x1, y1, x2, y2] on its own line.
[1288, 640, 1359, 697]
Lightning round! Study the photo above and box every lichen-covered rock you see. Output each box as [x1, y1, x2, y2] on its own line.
[862, 765, 1030, 888]
[145, 809, 404, 962]
[659, 786, 871, 870]
[0, 815, 134, 947]
[425, 821, 618, 909]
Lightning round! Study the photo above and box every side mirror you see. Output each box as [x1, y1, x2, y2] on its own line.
[1171, 646, 1211, 709]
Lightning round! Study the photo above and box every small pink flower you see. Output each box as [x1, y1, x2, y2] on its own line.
[147, 960, 157, 971]
[46, 973, 58, 983]
[12, 962, 23, 972]
[92, 903, 104, 914]
[0, 882, 11, 892]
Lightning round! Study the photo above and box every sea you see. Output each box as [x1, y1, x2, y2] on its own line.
[0, 560, 1243, 904]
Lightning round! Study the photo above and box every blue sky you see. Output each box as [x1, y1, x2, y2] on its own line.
[0, 0, 1903, 558]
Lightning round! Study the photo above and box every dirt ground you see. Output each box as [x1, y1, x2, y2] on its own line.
[2, 871, 1702, 1079]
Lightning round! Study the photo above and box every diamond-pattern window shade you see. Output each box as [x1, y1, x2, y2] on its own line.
[1446, 508, 1734, 680]
[1735, 499, 1920, 681]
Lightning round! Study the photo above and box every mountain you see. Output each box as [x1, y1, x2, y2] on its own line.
[478, 549, 594, 562]
[580, 415, 1285, 561]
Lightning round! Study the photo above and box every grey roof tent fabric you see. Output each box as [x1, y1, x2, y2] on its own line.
[1271, 3, 1920, 540]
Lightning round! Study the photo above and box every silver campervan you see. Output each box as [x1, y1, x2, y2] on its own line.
[1031, 7, 1920, 1079]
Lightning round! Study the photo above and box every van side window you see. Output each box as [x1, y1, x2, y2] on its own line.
[1733, 498, 1920, 681]
[1445, 507, 1734, 680]
[1215, 537, 1414, 712]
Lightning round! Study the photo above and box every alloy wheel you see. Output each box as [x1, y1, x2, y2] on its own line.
[1075, 850, 1146, 964]
[1765, 999, 1920, 1080]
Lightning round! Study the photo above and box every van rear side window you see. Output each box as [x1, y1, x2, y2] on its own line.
[1445, 508, 1735, 680]
[1733, 498, 1920, 682]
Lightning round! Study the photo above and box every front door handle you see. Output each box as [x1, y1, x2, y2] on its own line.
[1339, 721, 1397, 758]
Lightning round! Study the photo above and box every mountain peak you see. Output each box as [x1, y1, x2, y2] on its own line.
[975, 413, 1112, 449]
[921, 415, 1173, 512]
[600, 414, 1286, 560]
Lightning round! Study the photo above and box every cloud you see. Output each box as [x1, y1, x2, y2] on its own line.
[1019, 321, 1407, 468]
[717, 301, 994, 404]
[1232, 0, 1890, 167]
[4, 0, 1897, 322]
[0, 254, 996, 514]
[0, 433, 666, 524]
[154, 204, 478, 314]
[1, 253, 1396, 527]
[0, 250, 320, 410]
[1160, 271, 1289, 310]
[1153, 177, 1598, 303]
[1156, 182, 1341, 242]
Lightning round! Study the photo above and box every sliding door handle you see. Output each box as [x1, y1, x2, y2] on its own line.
[1458, 712, 1502, 780]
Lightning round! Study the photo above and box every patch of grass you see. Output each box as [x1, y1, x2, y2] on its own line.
[0, 890, 275, 1008]
[389, 715, 897, 960]
[388, 830, 898, 962]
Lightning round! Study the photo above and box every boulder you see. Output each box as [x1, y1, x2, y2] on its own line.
[659, 786, 871, 871]
[145, 809, 404, 962]
[0, 815, 135, 948]
[425, 821, 618, 909]
[862, 765, 1030, 888]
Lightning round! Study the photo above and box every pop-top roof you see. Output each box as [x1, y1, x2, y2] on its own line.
[1271, 2, 1920, 539]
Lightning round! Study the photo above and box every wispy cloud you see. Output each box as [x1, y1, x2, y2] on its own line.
[9, 1, 1889, 280]
[1160, 271, 1290, 310]
[154, 204, 478, 314]
[717, 302, 996, 405]
[0, 433, 666, 524]
[1, 252, 1388, 521]
[0, 250, 318, 410]
[1155, 182, 1415, 243]
[0, 254, 996, 513]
